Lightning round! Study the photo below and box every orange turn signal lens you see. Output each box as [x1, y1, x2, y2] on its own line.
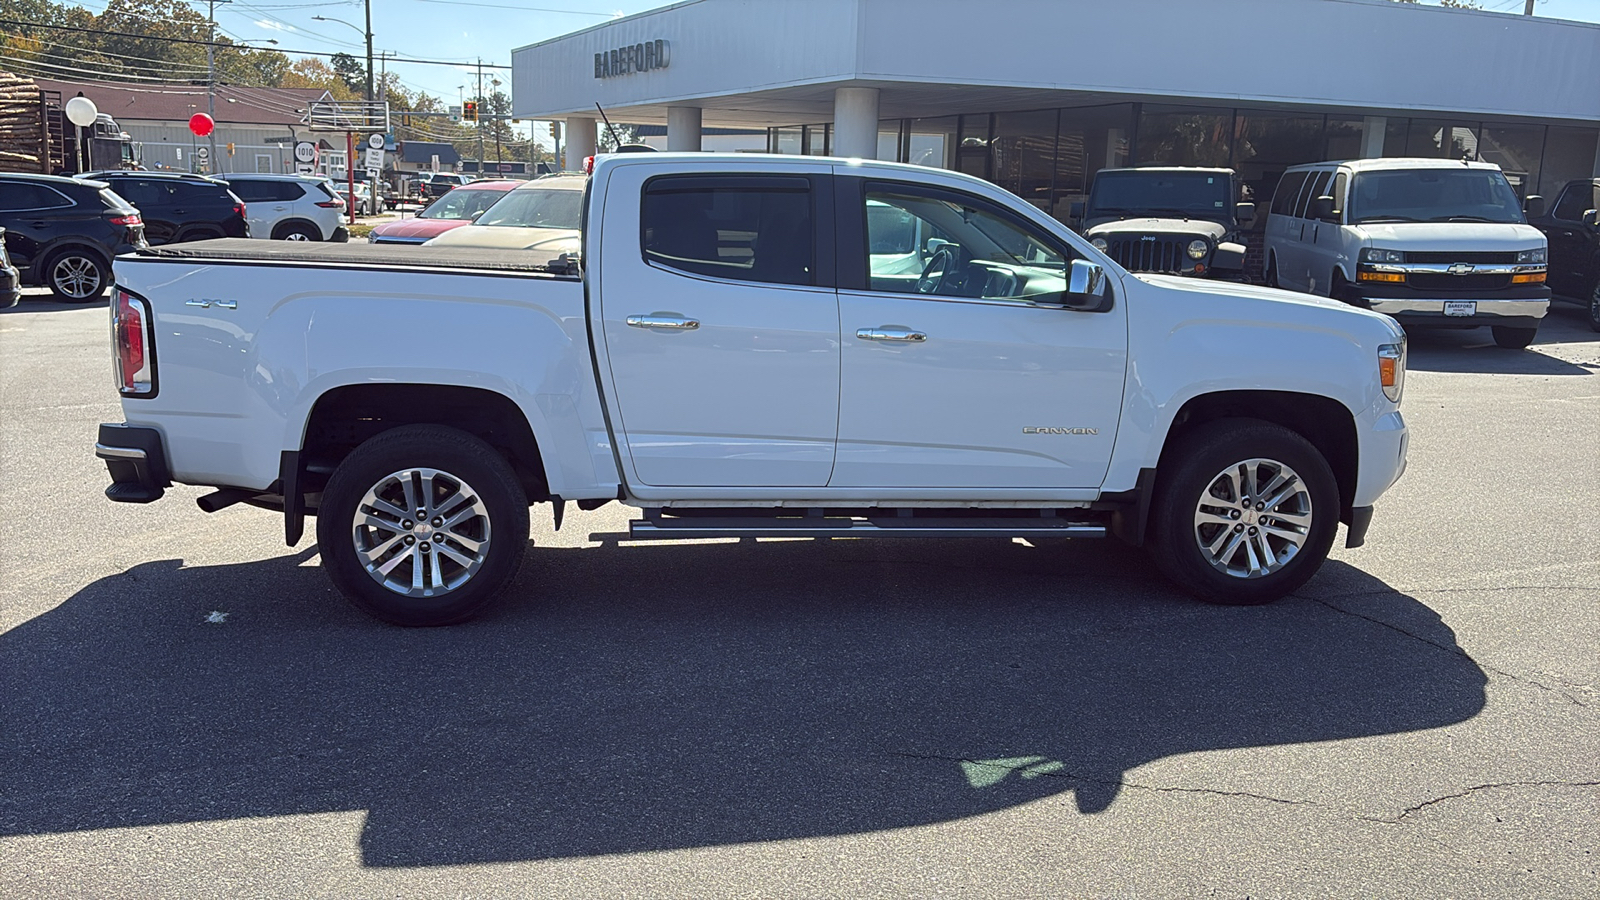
[1379, 356, 1397, 387]
[1511, 272, 1546, 284]
[1358, 270, 1406, 283]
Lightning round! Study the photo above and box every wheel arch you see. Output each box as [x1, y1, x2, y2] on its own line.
[33, 240, 111, 283]
[271, 218, 322, 240]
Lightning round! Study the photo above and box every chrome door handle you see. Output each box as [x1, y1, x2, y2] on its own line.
[626, 313, 699, 330]
[856, 326, 926, 342]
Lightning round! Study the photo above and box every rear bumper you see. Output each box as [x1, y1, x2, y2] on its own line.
[96, 424, 171, 503]
[329, 226, 351, 243]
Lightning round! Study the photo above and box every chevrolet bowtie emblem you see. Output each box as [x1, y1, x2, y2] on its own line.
[1447, 264, 1475, 275]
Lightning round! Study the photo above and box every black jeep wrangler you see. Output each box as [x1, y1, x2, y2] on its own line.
[1072, 167, 1255, 278]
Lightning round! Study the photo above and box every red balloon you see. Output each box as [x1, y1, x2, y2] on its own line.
[188, 113, 214, 137]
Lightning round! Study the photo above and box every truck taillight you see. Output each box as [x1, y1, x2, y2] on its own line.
[113, 288, 155, 396]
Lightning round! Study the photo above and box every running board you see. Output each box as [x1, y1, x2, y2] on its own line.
[628, 515, 1107, 541]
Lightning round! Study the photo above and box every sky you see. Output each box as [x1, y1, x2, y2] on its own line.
[59, 0, 1600, 142]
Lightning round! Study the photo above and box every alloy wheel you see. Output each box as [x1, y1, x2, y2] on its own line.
[352, 467, 492, 598]
[1192, 457, 1313, 579]
[51, 255, 102, 299]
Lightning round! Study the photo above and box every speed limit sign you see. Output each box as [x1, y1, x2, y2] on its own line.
[293, 141, 317, 164]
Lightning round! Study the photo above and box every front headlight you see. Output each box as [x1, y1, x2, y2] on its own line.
[1516, 247, 1547, 264]
[367, 231, 378, 243]
[1360, 247, 1404, 263]
[1378, 340, 1406, 403]
[1090, 237, 1108, 252]
[1186, 239, 1208, 260]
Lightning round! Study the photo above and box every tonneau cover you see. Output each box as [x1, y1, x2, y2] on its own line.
[131, 238, 578, 277]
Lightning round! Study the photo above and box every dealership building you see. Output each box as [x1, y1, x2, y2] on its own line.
[512, 0, 1600, 221]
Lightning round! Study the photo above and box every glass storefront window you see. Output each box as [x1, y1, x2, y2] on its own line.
[1540, 125, 1600, 200]
[878, 119, 904, 163]
[991, 109, 1058, 211]
[1382, 119, 1412, 158]
[1053, 103, 1135, 220]
[1407, 119, 1480, 159]
[1325, 116, 1366, 161]
[957, 114, 991, 179]
[1478, 123, 1544, 198]
[1137, 104, 1234, 167]
[805, 124, 829, 156]
[773, 126, 802, 155]
[906, 116, 958, 168]
[1232, 113, 1326, 228]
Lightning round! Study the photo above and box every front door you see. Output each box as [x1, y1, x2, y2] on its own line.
[831, 178, 1127, 489]
[596, 168, 840, 487]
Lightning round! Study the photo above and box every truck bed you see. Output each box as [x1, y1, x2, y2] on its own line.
[130, 238, 580, 279]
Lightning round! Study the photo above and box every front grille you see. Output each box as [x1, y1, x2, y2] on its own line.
[1106, 236, 1185, 273]
[1404, 251, 1517, 264]
[1408, 273, 1512, 291]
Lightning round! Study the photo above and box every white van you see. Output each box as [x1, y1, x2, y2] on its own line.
[1263, 158, 1549, 348]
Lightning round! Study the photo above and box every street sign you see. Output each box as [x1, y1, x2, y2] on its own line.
[295, 162, 316, 175]
[293, 141, 317, 164]
[448, 106, 461, 124]
[367, 133, 385, 150]
[195, 146, 209, 160]
[364, 147, 385, 170]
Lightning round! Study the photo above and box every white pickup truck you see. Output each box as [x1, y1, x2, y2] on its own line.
[98, 154, 1410, 626]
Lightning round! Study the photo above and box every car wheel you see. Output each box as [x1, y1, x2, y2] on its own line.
[1491, 325, 1537, 349]
[1147, 419, 1339, 606]
[277, 223, 318, 242]
[1265, 255, 1279, 288]
[318, 424, 529, 626]
[46, 250, 108, 302]
[1587, 280, 1600, 333]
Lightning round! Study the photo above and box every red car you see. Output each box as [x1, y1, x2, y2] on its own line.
[366, 180, 520, 245]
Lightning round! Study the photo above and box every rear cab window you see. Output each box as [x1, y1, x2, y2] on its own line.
[640, 175, 815, 287]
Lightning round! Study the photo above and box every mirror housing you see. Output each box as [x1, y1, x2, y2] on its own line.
[1068, 200, 1085, 228]
[1234, 201, 1256, 229]
[1210, 241, 1247, 272]
[1059, 259, 1111, 311]
[1522, 194, 1545, 218]
[1583, 208, 1599, 228]
[1309, 195, 1337, 222]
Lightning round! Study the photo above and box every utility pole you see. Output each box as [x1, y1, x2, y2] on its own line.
[205, 0, 228, 174]
[476, 58, 485, 176]
[364, 0, 374, 101]
[1524, 0, 1535, 15]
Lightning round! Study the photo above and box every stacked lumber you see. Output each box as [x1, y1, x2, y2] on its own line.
[0, 72, 48, 174]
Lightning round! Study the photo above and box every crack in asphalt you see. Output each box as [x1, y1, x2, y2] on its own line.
[1368, 780, 1600, 824]
[1301, 595, 1592, 708]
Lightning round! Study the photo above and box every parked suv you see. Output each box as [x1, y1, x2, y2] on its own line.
[422, 172, 472, 199]
[80, 171, 248, 245]
[217, 174, 349, 242]
[1529, 178, 1600, 331]
[0, 172, 145, 301]
[1264, 158, 1549, 349]
[1072, 167, 1253, 277]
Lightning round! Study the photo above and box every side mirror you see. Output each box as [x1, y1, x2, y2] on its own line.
[1068, 200, 1085, 227]
[1234, 201, 1257, 229]
[1210, 241, 1247, 271]
[1522, 194, 1545, 218]
[1584, 208, 1599, 228]
[1309, 195, 1337, 222]
[1060, 259, 1111, 311]
[925, 237, 951, 256]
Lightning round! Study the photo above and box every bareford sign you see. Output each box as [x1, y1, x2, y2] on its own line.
[595, 39, 670, 78]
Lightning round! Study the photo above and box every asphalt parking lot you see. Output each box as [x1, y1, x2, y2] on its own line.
[1, 289, 1595, 898]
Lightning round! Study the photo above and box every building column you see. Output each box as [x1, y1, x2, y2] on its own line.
[1592, 136, 1600, 177]
[1361, 116, 1387, 159]
[564, 116, 596, 171]
[667, 106, 702, 152]
[832, 87, 880, 159]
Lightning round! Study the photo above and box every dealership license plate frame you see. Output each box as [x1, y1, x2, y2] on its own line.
[1443, 301, 1477, 317]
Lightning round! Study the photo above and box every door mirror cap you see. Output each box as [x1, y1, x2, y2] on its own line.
[1060, 259, 1111, 311]
[1309, 196, 1337, 221]
[1584, 208, 1599, 227]
[1210, 241, 1247, 271]
[1068, 200, 1085, 226]
[1234, 202, 1256, 228]
[1522, 194, 1545, 218]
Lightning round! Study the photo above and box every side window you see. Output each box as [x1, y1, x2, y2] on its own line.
[113, 180, 161, 207]
[863, 184, 1071, 302]
[1330, 172, 1349, 217]
[1294, 171, 1332, 219]
[1551, 183, 1595, 222]
[1270, 171, 1308, 216]
[641, 175, 814, 287]
[0, 183, 71, 211]
[175, 182, 218, 203]
[227, 180, 270, 202]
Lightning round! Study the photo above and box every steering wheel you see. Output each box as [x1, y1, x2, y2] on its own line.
[916, 245, 960, 294]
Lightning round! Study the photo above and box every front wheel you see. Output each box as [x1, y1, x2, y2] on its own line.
[1491, 324, 1537, 349]
[1148, 420, 1340, 606]
[1586, 281, 1600, 333]
[317, 425, 529, 626]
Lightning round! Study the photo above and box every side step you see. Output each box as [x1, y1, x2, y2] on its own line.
[628, 512, 1107, 541]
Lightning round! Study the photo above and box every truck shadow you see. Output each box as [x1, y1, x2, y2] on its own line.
[1403, 311, 1597, 375]
[0, 537, 1486, 867]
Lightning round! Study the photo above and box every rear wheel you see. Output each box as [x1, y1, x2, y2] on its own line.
[1148, 419, 1339, 606]
[46, 249, 107, 302]
[1587, 280, 1600, 333]
[318, 425, 529, 626]
[1491, 324, 1537, 349]
[275, 222, 319, 241]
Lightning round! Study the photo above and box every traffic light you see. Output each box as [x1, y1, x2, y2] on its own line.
[462, 101, 478, 123]
[401, 111, 412, 127]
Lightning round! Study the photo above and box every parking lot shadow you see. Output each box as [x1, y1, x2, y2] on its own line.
[1403, 324, 1596, 375]
[0, 537, 1486, 867]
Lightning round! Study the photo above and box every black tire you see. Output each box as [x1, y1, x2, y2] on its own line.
[1586, 280, 1600, 333]
[1491, 324, 1537, 349]
[45, 248, 108, 302]
[1329, 269, 1348, 302]
[317, 424, 529, 626]
[274, 222, 319, 242]
[1147, 419, 1340, 606]
[1265, 254, 1279, 288]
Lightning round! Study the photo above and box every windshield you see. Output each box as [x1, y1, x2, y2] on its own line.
[475, 187, 583, 229]
[420, 188, 506, 221]
[1089, 172, 1230, 216]
[1349, 169, 1525, 224]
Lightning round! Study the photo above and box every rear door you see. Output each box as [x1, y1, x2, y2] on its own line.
[1541, 181, 1599, 294]
[107, 178, 176, 245]
[226, 179, 280, 236]
[0, 180, 77, 273]
[593, 164, 841, 487]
